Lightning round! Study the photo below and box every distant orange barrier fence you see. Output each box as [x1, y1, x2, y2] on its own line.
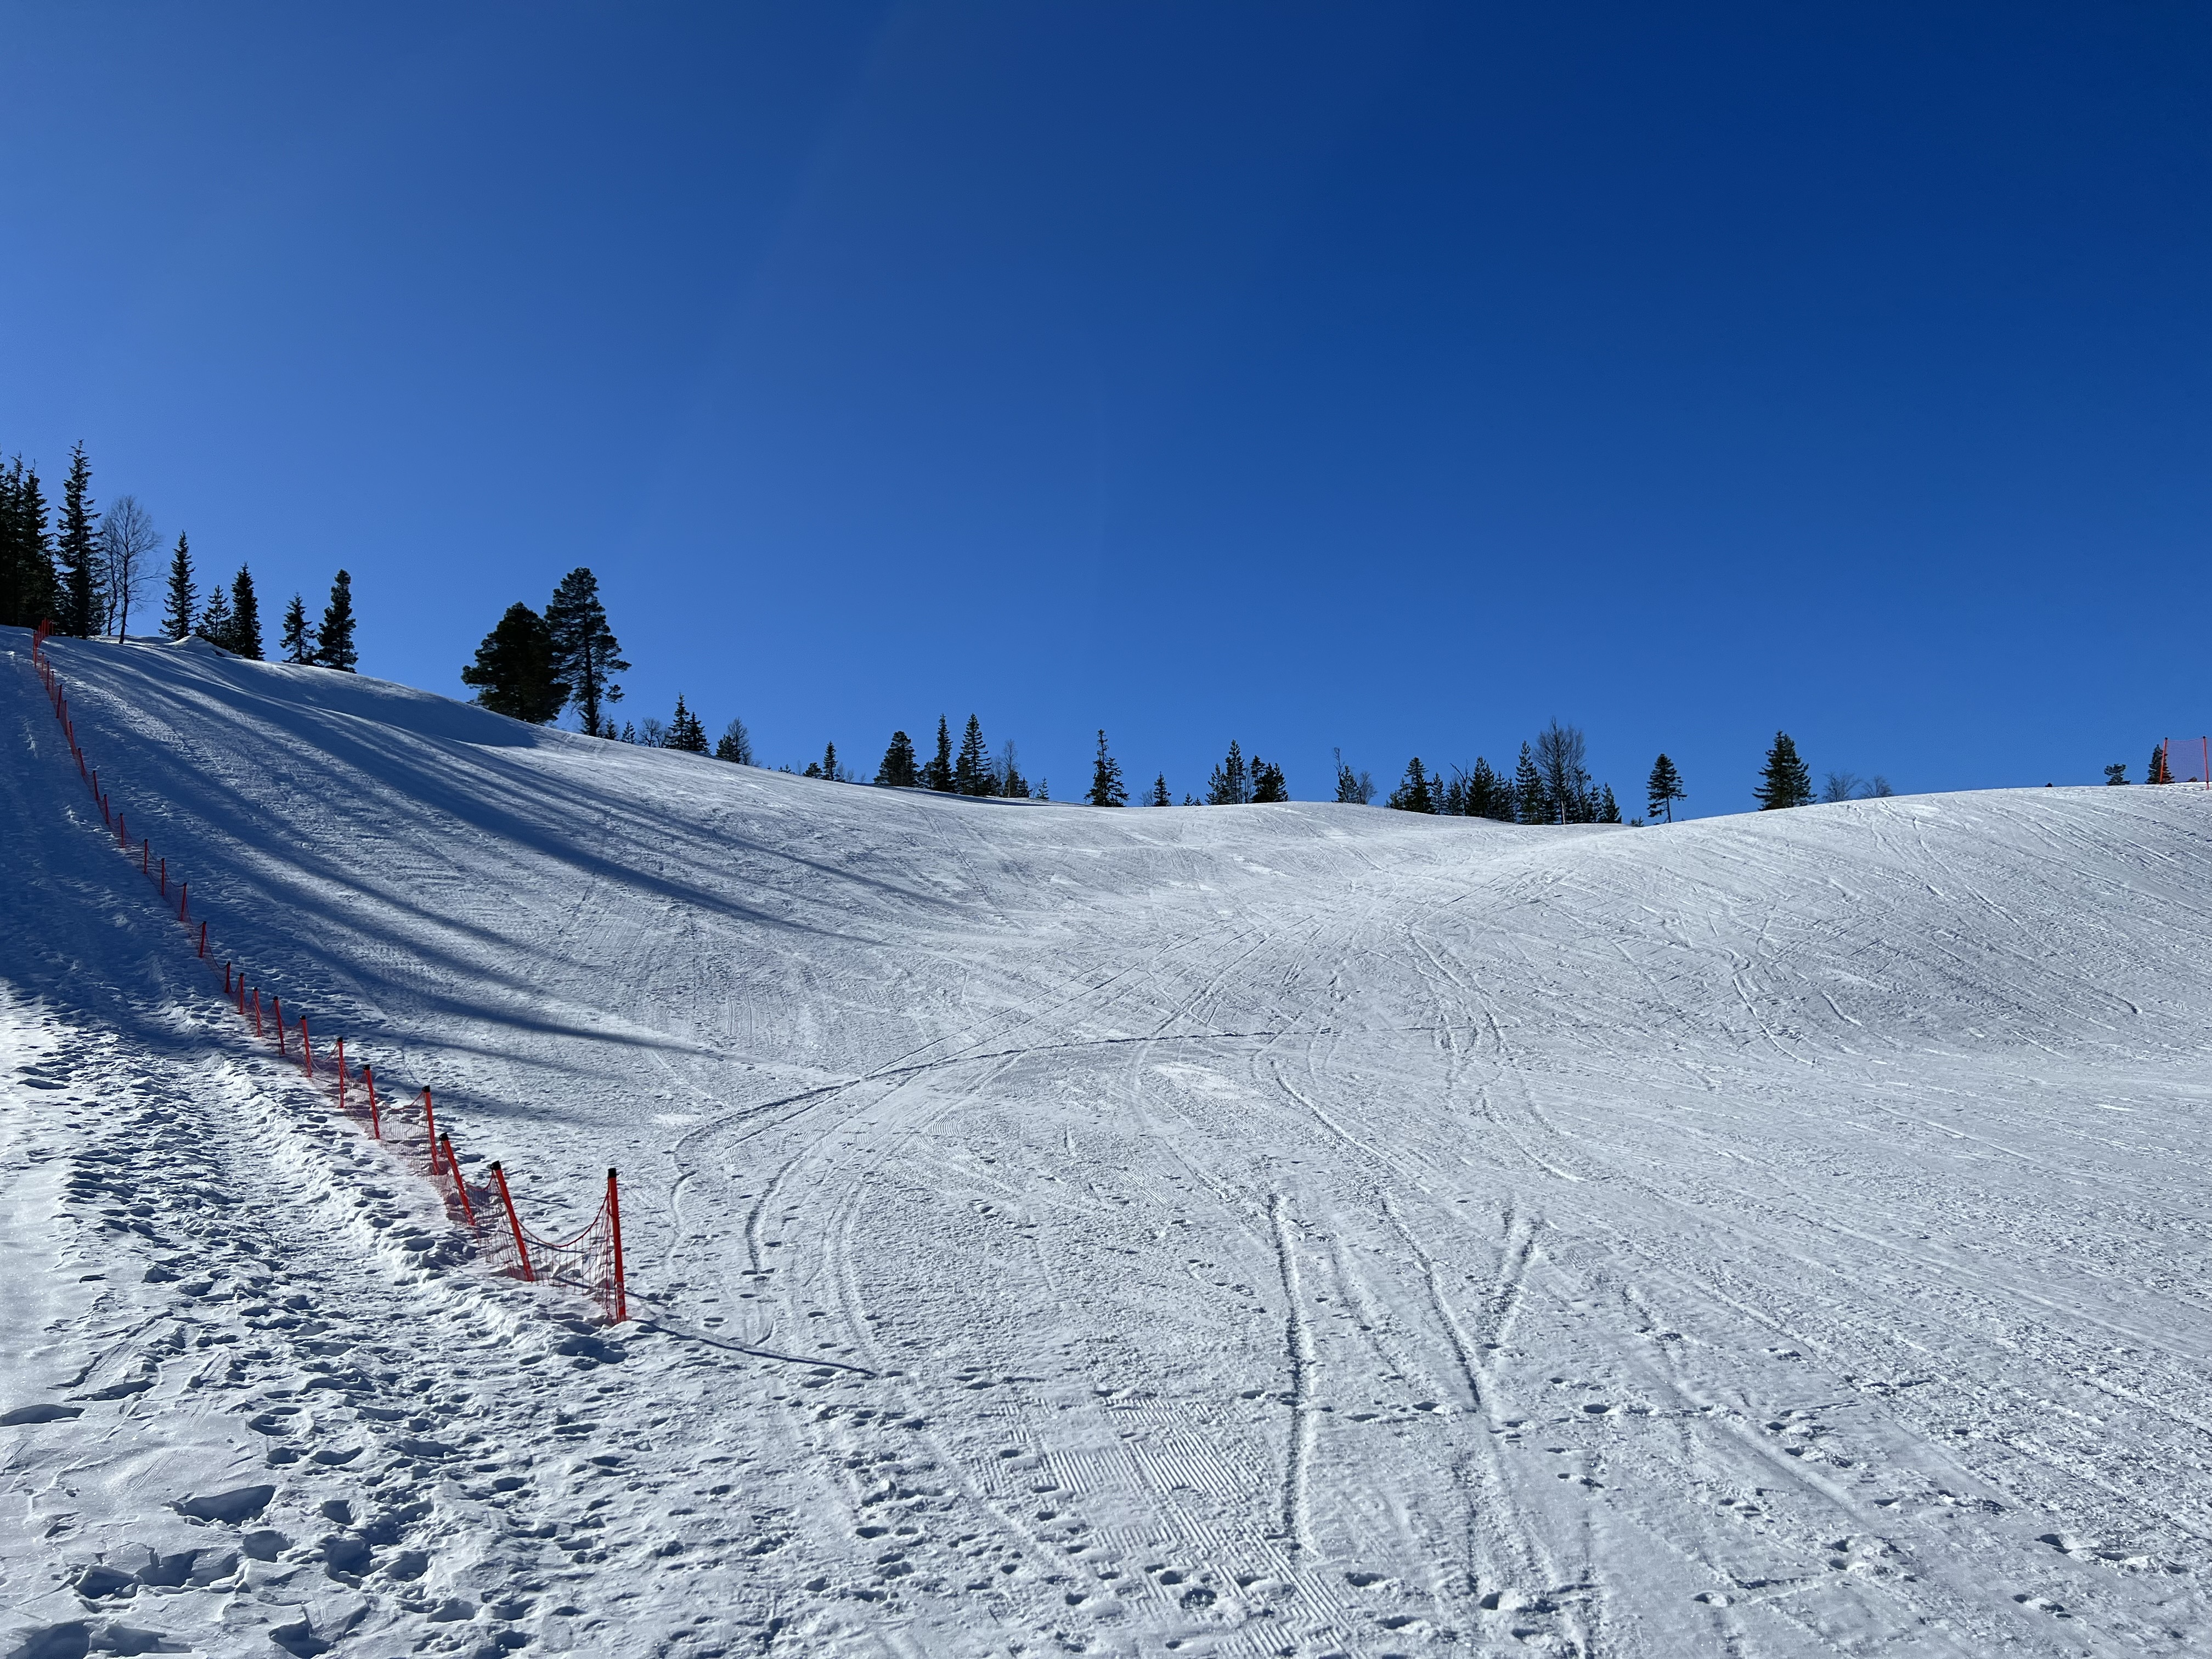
[25, 620, 626, 1323]
[2153, 737, 2211, 787]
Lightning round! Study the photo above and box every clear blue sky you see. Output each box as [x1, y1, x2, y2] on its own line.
[5, 4, 2208, 810]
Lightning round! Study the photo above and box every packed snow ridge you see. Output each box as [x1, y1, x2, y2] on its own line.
[4, 623, 2209, 1658]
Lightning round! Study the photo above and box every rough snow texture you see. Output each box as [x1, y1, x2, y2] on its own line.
[3, 624, 2210, 1658]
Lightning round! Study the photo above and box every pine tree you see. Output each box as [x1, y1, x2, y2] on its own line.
[1513, 743, 1545, 822]
[1645, 753, 1685, 823]
[0, 460, 58, 630]
[544, 568, 629, 736]
[954, 714, 993, 795]
[229, 567, 263, 659]
[1386, 758, 1437, 812]
[1754, 731, 1814, 809]
[55, 443, 98, 637]
[1597, 783, 1622, 823]
[317, 569, 357, 670]
[923, 716, 955, 792]
[460, 602, 567, 721]
[1206, 740, 1250, 805]
[1149, 772, 1171, 806]
[1087, 730, 1126, 806]
[667, 696, 708, 753]
[280, 595, 316, 664]
[197, 584, 234, 651]
[876, 730, 919, 787]
[715, 718, 754, 765]
[1465, 757, 1511, 821]
[1251, 758, 1288, 802]
[161, 532, 195, 639]
[820, 740, 840, 778]
[2103, 762, 2128, 786]
[2147, 743, 2173, 786]
[803, 759, 822, 777]
[1333, 748, 1374, 805]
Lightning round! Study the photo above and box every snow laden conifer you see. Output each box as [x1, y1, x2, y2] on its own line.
[229, 566, 264, 659]
[280, 595, 317, 664]
[318, 570, 358, 670]
[1207, 741, 1250, 805]
[1087, 730, 1126, 806]
[715, 717, 754, 765]
[954, 715, 994, 796]
[876, 730, 918, 787]
[55, 443, 98, 637]
[460, 603, 567, 722]
[1646, 754, 1685, 822]
[1754, 732, 1814, 809]
[1386, 758, 1437, 813]
[923, 717, 955, 792]
[161, 533, 195, 640]
[545, 568, 628, 737]
[666, 696, 708, 753]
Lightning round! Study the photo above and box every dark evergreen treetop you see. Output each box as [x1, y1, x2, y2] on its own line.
[55, 442, 98, 637]
[954, 714, 993, 796]
[1206, 741, 1250, 805]
[2147, 743, 2174, 786]
[460, 602, 568, 723]
[876, 730, 919, 787]
[1754, 731, 1814, 809]
[545, 567, 628, 736]
[1333, 748, 1374, 805]
[197, 583, 233, 650]
[1087, 729, 1126, 807]
[1596, 783, 1622, 823]
[923, 716, 955, 792]
[1513, 743, 1545, 822]
[1464, 757, 1513, 821]
[229, 566, 264, 659]
[666, 695, 708, 753]
[715, 717, 754, 765]
[280, 594, 317, 664]
[161, 532, 195, 640]
[1386, 758, 1437, 813]
[1250, 758, 1288, 803]
[819, 740, 841, 778]
[317, 569, 358, 670]
[0, 460, 58, 630]
[1149, 772, 1171, 806]
[1645, 753, 1685, 822]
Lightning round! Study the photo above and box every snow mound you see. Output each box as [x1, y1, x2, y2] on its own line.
[4, 624, 2209, 1657]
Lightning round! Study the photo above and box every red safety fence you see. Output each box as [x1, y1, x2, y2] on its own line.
[2154, 737, 2211, 787]
[26, 621, 627, 1322]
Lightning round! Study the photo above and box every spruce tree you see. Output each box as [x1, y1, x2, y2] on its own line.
[1754, 732, 1814, 809]
[1149, 772, 1171, 806]
[1466, 757, 1511, 821]
[1087, 730, 1126, 806]
[229, 566, 264, 659]
[1386, 758, 1437, 813]
[0, 460, 57, 630]
[280, 594, 317, 664]
[954, 714, 993, 795]
[544, 568, 629, 736]
[55, 443, 98, 637]
[876, 730, 919, 787]
[460, 602, 567, 721]
[161, 532, 195, 639]
[1206, 741, 1250, 805]
[1513, 743, 1545, 822]
[1597, 783, 1622, 823]
[1332, 748, 1374, 805]
[820, 740, 840, 778]
[1645, 753, 1685, 823]
[317, 569, 357, 670]
[715, 718, 754, 764]
[2103, 762, 2128, 786]
[923, 716, 955, 792]
[667, 696, 708, 753]
[1251, 758, 1288, 802]
[197, 584, 234, 650]
[2147, 743, 2173, 786]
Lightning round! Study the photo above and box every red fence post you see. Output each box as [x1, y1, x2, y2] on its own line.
[273, 996, 285, 1054]
[439, 1134, 476, 1224]
[422, 1088, 439, 1173]
[223, 961, 232, 995]
[300, 1017, 313, 1079]
[364, 1065, 379, 1138]
[198, 920, 206, 957]
[159, 856, 166, 896]
[117, 812, 125, 847]
[179, 882, 188, 922]
[605, 1169, 627, 1323]
[491, 1164, 534, 1282]
[141, 839, 149, 874]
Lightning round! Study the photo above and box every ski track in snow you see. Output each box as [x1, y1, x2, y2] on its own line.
[4, 626, 2212, 1657]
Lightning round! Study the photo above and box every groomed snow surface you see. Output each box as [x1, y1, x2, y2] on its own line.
[4, 625, 2209, 1659]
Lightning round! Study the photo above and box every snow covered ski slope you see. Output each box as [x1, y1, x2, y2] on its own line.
[4, 624, 2211, 1658]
